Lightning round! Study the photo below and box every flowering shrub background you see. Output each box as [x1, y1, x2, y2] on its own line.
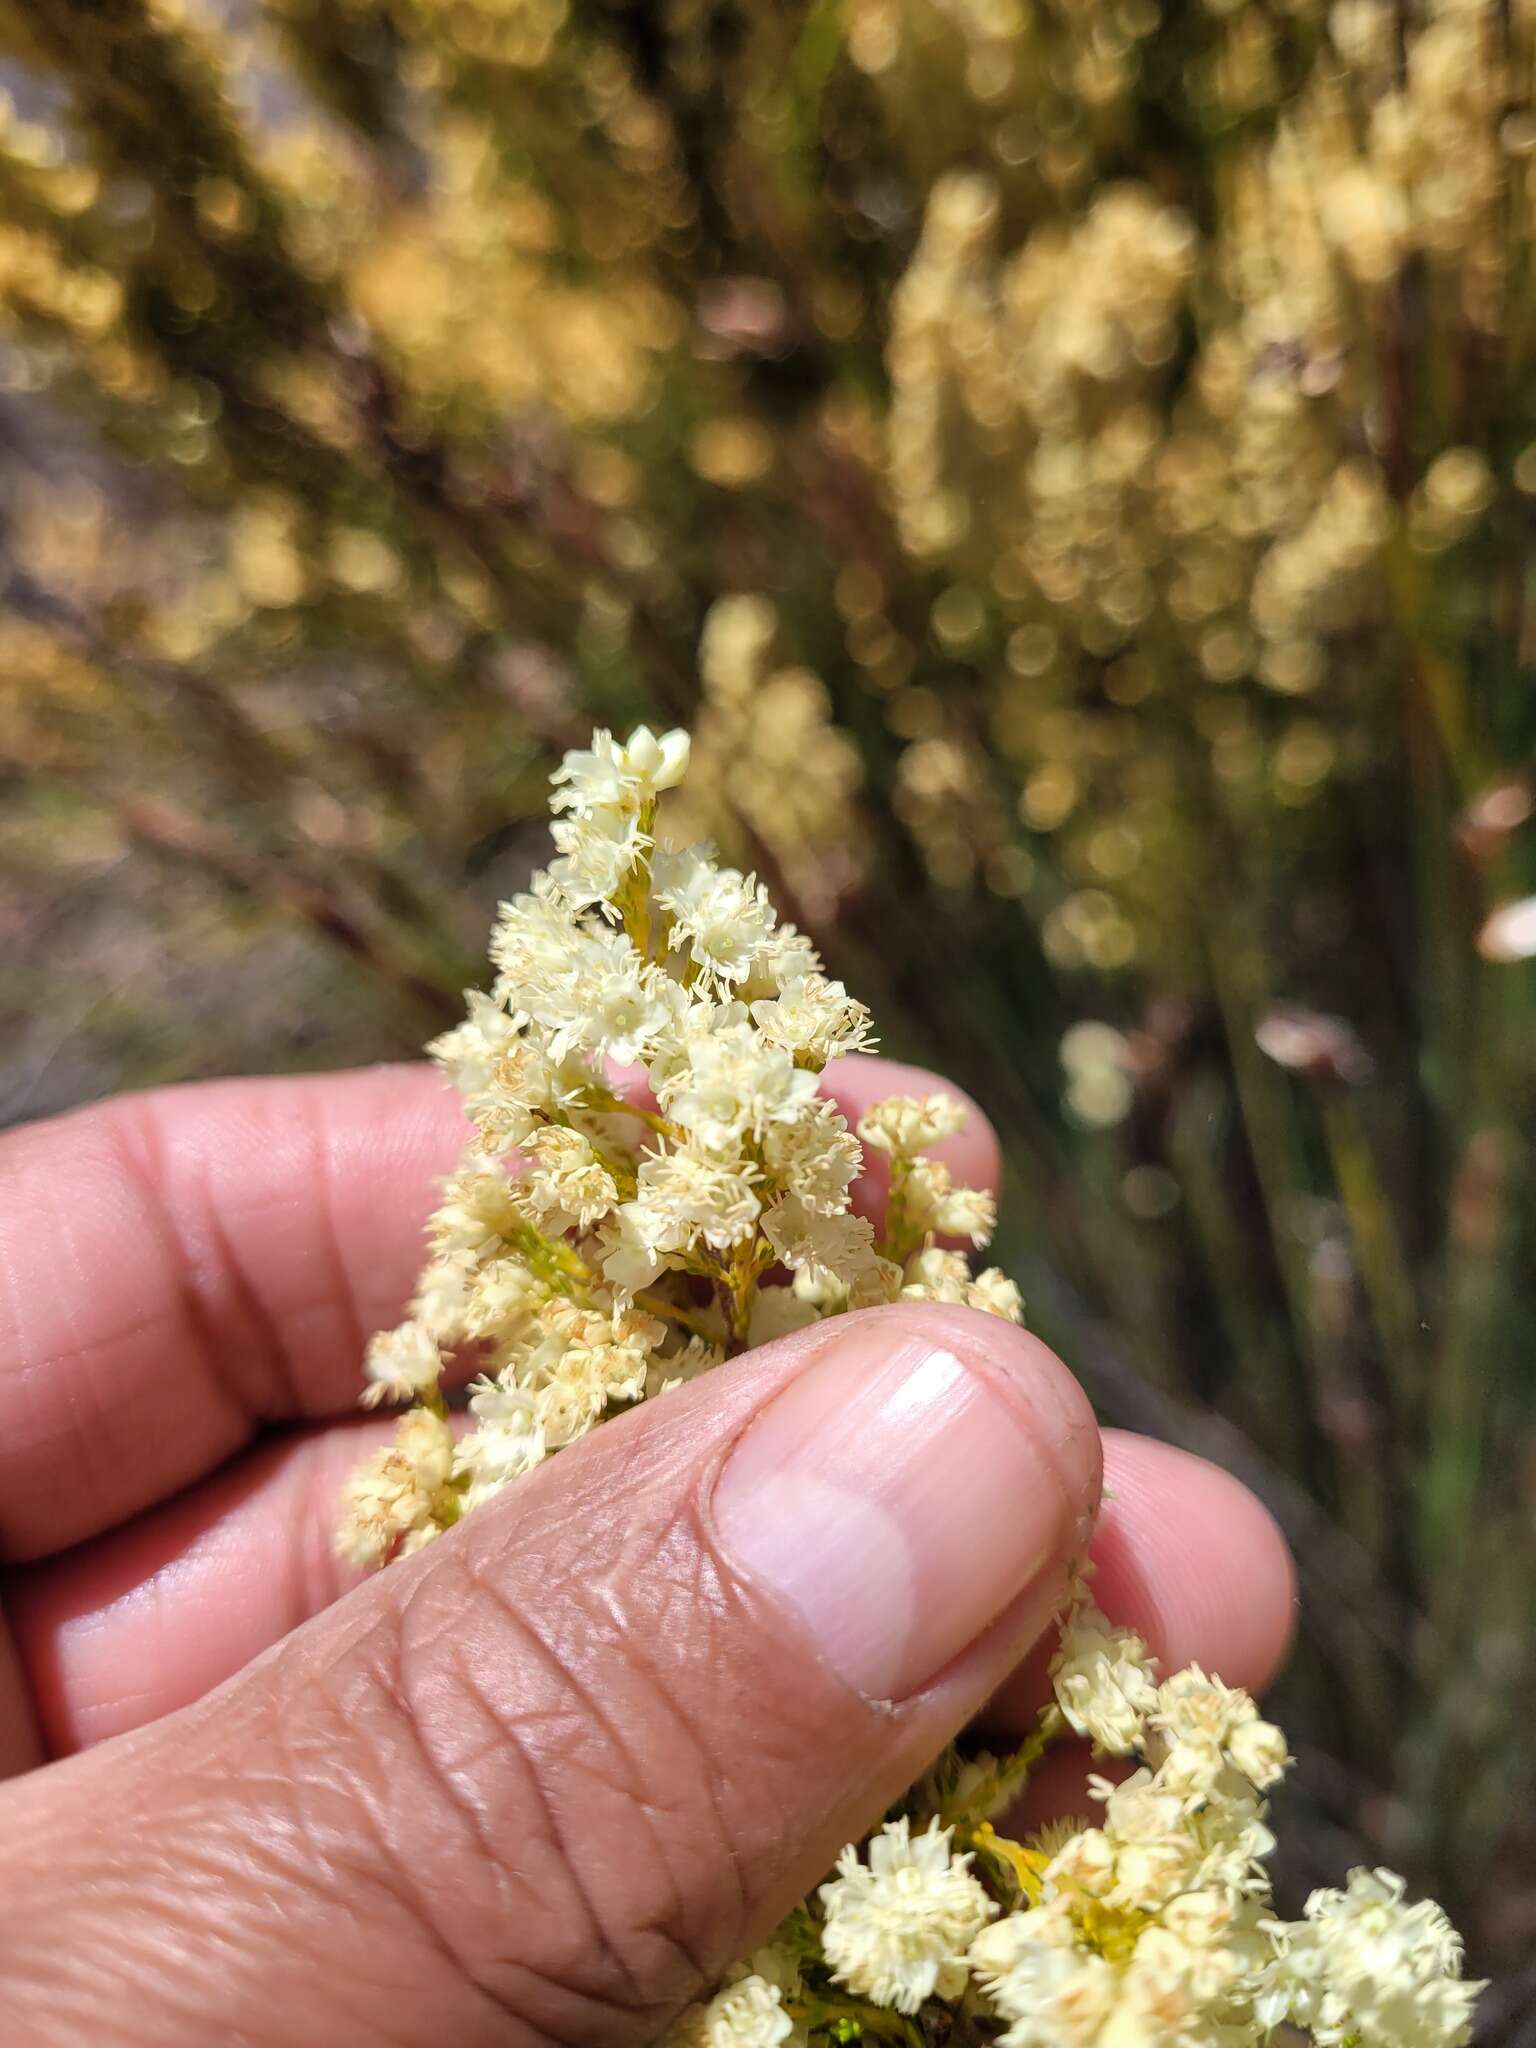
[1, 0, 1534, 2010]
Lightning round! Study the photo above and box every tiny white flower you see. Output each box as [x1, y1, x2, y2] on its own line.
[749, 972, 875, 1065]
[761, 1104, 862, 1214]
[1051, 1603, 1160, 1753]
[969, 1902, 1116, 2048]
[456, 1380, 548, 1510]
[659, 1957, 807, 2048]
[655, 850, 779, 987]
[1153, 1666, 1290, 1791]
[1261, 1868, 1482, 2048]
[459, 1253, 545, 1343]
[738, 923, 824, 1000]
[428, 989, 526, 1096]
[1227, 1716, 1291, 1789]
[410, 1251, 477, 1341]
[968, 1266, 1024, 1322]
[1044, 1824, 1117, 1899]
[857, 1092, 968, 1156]
[762, 1193, 900, 1304]
[628, 724, 691, 789]
[819, 1818, 996, 2014]
[551, 724, 691, 816]
[699, 1973, 798, 2047]
[632, 1142, 762, 1251]
[660, 1015, 820, 1150]
[335, 1407, 455, 1566]
[902, 1245, 973, 1302]
[905, 1158, 997, 1246]
[428, 1169, 521, 1254]
[548, 805, 648, 907]
[520, 1126, 619, 1232]
[361, 1319, 442, 1407]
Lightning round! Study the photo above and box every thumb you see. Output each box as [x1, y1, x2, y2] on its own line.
[0, 1302, 1100, 2048]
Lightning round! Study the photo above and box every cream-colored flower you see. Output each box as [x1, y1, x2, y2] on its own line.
[1093, 1763, 1275, 1912]
[515, 1299, 662, 1444]
[969, 1901, 1116, 2048]
[597, 1206, 668, 1297]
[521, 1126, 619, 1231]
[1051, 1603, 1160, 1753]
[1227, 1717, 1291, 1790]
[1044, 1824, 1117, 1900]
[536, 930, 679, 1067]
[660, 1962, 807, 2048]
[455, 1380, 547, 1511]
[747, 924, 824, 995]
[631, 1142, 761, 1251]
[901, 1244, 973, 1303]
[760, 1104, 862, 1214]
[748, 972, 875, 1065]
[1152, 1667, 1290, 1792]
[551, 724, 690, 815]
[1259, 1868, 1482, 2048]
[1115, 1919, 1249, 2040]
[361, 1318, 442, 1407]
[428, 1168, 521, 1254]
[762, 1193, 900, 1304]
[410, 1252, 476, 1342]
[459, 1253, 545, 1343]
[857, 1092, 969, 1155]
[658, 1014, 820, 1150]
[548, 804, 648, 908]
[428, 989, 526, 1096]
[654, 849, 779, 987]
[820, 1818, 997, 2014]
[968, 1266, 1024, 1321]
[335, 1407, 455, 1566]
[905, 1157, 997, 1246]
[698, 1973, 799, 2048]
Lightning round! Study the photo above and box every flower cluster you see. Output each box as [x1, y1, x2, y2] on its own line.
[341, 726, 1476, 2047]
[662, 595, 870, 924]
[336, 724, 1015, 1568]
[865, 0, 1530, 974]
[671, 1587, 1480, 2047]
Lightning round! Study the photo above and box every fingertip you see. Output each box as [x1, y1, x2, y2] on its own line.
[8, 1425, 364, 1754]
[983, 1428, 1297, 1741]
[254, 1062, 470, 1340]
[865, 1300, 1103, 1527]
[1093, 1431, 1298, 1692]
[949, 1305, 1103, 1529]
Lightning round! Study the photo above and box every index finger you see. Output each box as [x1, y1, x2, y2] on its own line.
[0, 1064, 463, 1561]
[0, 1055, 998, 1559]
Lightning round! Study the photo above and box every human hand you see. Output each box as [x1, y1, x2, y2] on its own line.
[0, 1056, 1294, 2046]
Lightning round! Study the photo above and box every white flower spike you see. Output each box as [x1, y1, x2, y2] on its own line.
[341, 725, 1477, 2048]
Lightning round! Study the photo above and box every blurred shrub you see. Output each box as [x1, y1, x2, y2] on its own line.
[2, 0, 1535, 2001]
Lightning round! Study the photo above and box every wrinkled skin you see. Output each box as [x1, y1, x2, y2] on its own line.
[0, 1060, 1294, 2046]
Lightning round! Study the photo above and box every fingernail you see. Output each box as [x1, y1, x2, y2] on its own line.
[713, 1311, 1088, 1701]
